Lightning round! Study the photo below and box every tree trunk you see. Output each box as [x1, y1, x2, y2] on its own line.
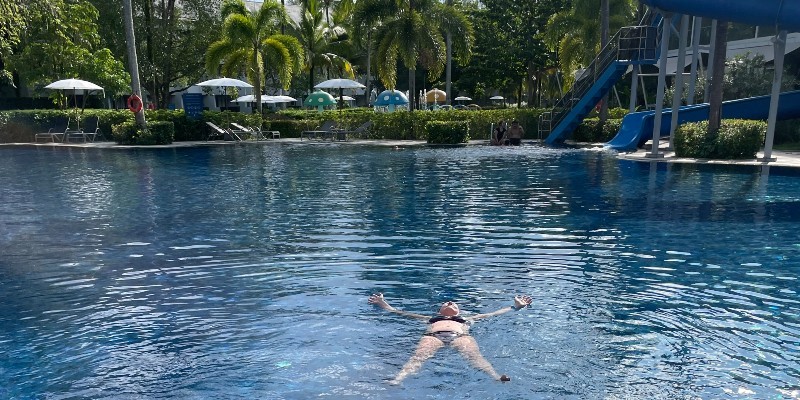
[408, 68, 415, 111]
[445, 31, 452, 105]
[309, 62, 315, 94]
[254, 48, 263, 115]
[708, 21, 728, 133]
[599, 0, 610, 123]
[123, 0, 146, 127]
[365, 30, 372, 106]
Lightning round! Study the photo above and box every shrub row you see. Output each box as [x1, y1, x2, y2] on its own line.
[1, 108, 540, 143]
[271, 108, 543, 140]
[0, 109, 262, 143]
[674, 119, 767, 159]
[426, 121, 469, 144]
[111, 121, 175, 145]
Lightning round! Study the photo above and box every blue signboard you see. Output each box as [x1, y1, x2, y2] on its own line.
[182, 93, 204, 119]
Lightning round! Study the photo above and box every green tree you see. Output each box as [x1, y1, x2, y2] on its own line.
[352, 0, 473, 110]
[544, 0, 636, 87]
[206, 0, 303, 115]
[0, 0, 24, 84]
[89, 0, 228, 108]
[8, 0, 130, 100]
[293, 0, 354, 93]
[461, 0, 561, 106]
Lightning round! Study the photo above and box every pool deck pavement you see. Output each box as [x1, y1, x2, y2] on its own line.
[6, 138, 800, 169]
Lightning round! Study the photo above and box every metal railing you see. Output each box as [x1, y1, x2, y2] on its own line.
[539, 19, 659, 139]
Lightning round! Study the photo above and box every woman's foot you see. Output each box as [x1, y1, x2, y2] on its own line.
[500, 375, 510, 382]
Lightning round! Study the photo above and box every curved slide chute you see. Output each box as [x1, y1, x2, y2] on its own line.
[606, 91, 800, 151]
[640, 0, 800, 32]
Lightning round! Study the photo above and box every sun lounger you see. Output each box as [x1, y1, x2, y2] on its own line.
[301, 120, 336, 140]
[231, 123, 280, 140]
[332, 121, 373, 141]
[34, 118, 70, 143]
[66, 116, 101, 143]
[206, 121, 241, 141]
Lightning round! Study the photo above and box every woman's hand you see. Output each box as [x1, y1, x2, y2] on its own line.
[513, 295, 532, 309]
[369, 292, 390, 309]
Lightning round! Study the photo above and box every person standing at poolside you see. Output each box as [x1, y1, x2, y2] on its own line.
[507, 120, 524, 146]
[368, 293, 532, 384]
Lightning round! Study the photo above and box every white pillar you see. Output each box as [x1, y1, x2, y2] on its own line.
[629, 65, 639, 113]
[648, 12, 672, 158]
[668, 15, 690, 150]
[760, 30, 787, 162]
[687, 17, 702, 105]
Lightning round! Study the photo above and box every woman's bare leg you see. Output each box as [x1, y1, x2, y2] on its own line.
[389, 336, 444, 385]
[451, 336, 509, 381]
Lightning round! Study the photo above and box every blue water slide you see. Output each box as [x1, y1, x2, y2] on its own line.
[543, 13, 669, 145]
[640, 0, 800, 32]
[605, 90, 800, 151]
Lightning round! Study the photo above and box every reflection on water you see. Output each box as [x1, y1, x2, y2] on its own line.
[0, 144, 799, 399]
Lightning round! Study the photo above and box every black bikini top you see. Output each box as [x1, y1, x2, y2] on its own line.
[429, 315, 467, 324]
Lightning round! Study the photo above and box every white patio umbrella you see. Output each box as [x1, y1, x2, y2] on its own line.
[314, 78, 365, 90]
[454, 96, 472, 101]
[196, 77, 253, 88]
[271, 95, 297, 103]
[234, 94, 274, 103]
[314, 78, 365, 108]
[489, 95, 504, 100]
[196, 77, 253, 110]
[45, 78, 105, 128]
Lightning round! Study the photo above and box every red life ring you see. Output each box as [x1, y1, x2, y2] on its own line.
[127, 94, 143, 113]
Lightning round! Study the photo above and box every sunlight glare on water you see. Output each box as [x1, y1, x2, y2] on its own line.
[0, 144, 799, 399]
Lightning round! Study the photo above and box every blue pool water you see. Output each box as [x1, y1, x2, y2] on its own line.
[0, 143, 799, 399]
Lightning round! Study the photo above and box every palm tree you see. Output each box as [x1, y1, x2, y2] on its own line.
[353, 0, 473, 110]
[544, 0, 636, 88]
[442, 0, 474, 106]
[206, 0, 303, 115]
[294, 0, 355, 93]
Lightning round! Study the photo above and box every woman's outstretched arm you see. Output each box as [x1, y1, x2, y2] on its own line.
[468, 295, 532, 321]
[368, 293, 429, 320]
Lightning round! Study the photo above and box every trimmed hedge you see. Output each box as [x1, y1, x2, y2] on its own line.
[426, 121, 469, 144]
[112, 121, 175, 145]
[675, 119, 766, 159]
[272, 108, 542, 140]
[1, 107, 542, 143]
[571, 118, 622, 143]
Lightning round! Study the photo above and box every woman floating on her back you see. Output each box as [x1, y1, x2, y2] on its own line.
[368, 293, 532, 384]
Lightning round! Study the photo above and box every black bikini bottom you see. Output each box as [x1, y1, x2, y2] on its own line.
[424, 331, 468, 343]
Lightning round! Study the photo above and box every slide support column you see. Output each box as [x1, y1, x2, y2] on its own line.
[648, 11, 672, 159]
[668, 14, 689, 150]
[687, 17, 702, 105]
[761, 30, 787, 162]
[629, 65, 639, 113]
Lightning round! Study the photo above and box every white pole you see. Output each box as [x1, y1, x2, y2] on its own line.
[629, 65, 639, 113]
[761, 30, 787, 162]
[687, 17, 702, 105]
[648, 12, 671, 158]
[668, 15, 689, 150]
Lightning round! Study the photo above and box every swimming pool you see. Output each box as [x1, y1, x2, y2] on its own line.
[0, 143, 798, 399]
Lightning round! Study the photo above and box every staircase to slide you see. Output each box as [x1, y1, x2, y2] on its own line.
[540, 15, 662, 145]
